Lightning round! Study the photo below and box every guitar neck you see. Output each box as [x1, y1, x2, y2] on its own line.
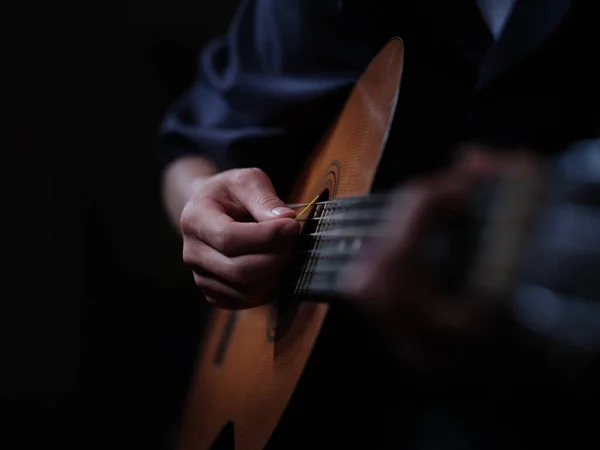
[290, 194, 390, 297]
[285, 164, 545, 305]
[285, 191, 481, 299]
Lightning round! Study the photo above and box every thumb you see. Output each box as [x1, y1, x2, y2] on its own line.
[228, 168, 297, 222]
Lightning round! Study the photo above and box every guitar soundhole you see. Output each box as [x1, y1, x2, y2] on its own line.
[267, 190, 330, 342]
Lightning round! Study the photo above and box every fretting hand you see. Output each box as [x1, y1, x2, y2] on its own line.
[340, 149, 513, 367]
[179, 168, 300, 308]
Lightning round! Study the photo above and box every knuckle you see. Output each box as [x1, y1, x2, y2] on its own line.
[192, 274, 213, 299]
[231, 167, 266, 187]
[204, 296, 219, 306]
[255, 190, 279, 209]
[209, 223, 231, 252]
[179, 204, 196, 233]
[181, 243, 197, 267]
[179, 199, 209, 235]
[192, 272, 204, 287]
[246, 167, 268, 181]
[223, 259, 248, 285]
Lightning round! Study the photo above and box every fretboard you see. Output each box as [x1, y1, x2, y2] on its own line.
[283, 163, 545, 303]
[289, 195, 389, 297]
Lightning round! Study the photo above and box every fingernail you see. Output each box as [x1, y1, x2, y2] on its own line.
[270, 206, 295, 216]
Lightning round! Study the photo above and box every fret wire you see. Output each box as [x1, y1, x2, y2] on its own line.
[296, 202, 344, 294]
[292, 227, 313, 295]
[306, 202, 333, 291]
[290, 193, 393, 295]
[295, 202, 320, 294]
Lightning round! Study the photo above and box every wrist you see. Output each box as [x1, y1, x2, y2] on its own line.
[162, 155, 218, 231]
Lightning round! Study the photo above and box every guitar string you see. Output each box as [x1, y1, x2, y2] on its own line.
[291, 194, 542, 295]
[289, 195, 441, 294]
[293, 201, 371, 294]
[295, 210, 384, 222]
[286, 186, 490, 293]
[294, 201, 331, 294]
[287, 173, 545, 295]
[286, 194, 392, 293]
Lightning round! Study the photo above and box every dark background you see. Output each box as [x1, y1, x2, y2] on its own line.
[4, 1, 236, 448]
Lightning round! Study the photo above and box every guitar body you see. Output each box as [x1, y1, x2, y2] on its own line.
[177, 38, 405, 450]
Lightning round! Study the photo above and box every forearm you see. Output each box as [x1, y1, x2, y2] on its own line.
[161, 155, 218, 231]
[157, 0, 364, 234]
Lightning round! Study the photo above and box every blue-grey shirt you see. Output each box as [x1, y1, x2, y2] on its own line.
[159, 0, 599, 350]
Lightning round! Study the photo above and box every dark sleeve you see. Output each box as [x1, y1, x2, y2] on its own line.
[158, 0, 372, 192]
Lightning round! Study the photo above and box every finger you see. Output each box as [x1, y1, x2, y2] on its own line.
[340, 176, 470, 309]
[339, 188, 430, 302]
[368, 176, 468, 269]
[192, 272, 248, 308]
[181, 199, 300, 255]
[339, 258, 394, 312]
[183, 239, 293, 286]
[454, 145, 506, 174]
[372, 180, 478, 326]
[345, 262, 480, 334]
[193, 272, 280, 310]
[226, 168, 297, 221]
[454, 145, 539, 181]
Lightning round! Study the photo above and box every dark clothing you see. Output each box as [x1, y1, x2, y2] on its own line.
[159, 0, 600, 448]
[159, 0, 597, 191]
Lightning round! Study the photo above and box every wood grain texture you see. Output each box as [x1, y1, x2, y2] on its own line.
[177, 37, 405, 450]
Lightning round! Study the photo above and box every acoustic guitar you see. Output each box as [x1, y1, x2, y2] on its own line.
[175, 37, 544, 450]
